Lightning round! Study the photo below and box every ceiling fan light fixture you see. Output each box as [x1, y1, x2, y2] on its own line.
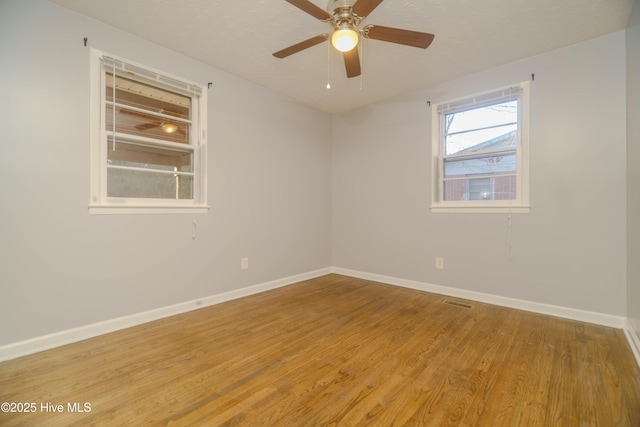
[161, 123, 178, 134]
[331, 25, 359, 52]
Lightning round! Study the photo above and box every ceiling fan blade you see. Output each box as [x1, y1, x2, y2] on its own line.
[343, 48, 361, 78]
[134, 122, 161, 130]
[352, 0, 384, 17]
[285, 0, 331, 20]
[363, 25, 434, 49]
[273, 34, 329, 58]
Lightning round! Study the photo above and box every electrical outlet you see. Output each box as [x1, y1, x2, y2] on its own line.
[435, 257, 444, 269]
[241, 257, 249, 270]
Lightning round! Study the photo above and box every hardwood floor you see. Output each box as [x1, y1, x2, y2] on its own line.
[1, 274, 639, 426]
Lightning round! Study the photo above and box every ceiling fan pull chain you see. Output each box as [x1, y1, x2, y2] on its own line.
[326, 39, 332, 89]
[359, 39, 364, 91]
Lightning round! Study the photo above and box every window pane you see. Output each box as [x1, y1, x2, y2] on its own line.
[105, 73, 190, 145]
[444, 100, 517, 155]
[445, 125, 517, 155]
[494, 175, 517, 200]
[445, 100, 517, 134]
[443, 152, 516, 178]
[468, 177, 493, 200]
[105, 106, 190, 145]
[107, 139, 192, 172]
[107, 168, 193, 199]
[443, 178, 464, 201]
[444, 175, 516, 201]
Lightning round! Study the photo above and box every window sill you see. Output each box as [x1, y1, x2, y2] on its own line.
[430, 205, 530, 214]
[89, 205, 209, 215]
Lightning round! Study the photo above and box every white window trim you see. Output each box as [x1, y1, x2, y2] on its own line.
[430, 81, 531, 214]
[89, 48, 208, 215]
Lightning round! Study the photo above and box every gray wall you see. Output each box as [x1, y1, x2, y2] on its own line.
[628, 0, 640, 337]
[332, 31, 628, 316]
[0, 0, 333, 346]
[0, 0, 634, 348]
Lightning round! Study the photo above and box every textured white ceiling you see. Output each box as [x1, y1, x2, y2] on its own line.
[49, 0, 633, 113]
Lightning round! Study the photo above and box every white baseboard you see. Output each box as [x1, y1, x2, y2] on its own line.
[2, 266, 634, 367]
[331, 267, 627, 329]
[624, 319, 640, 368]
[0, 267, 332, 363]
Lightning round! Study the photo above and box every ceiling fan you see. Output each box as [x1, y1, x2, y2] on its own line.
[273, 0, 434, 78]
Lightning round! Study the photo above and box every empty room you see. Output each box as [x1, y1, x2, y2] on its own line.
[1, 0, 640, 425]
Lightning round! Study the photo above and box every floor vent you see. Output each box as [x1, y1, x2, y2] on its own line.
[443, 300, 473, 309]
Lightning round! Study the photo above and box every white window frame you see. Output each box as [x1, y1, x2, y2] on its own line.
[431, 81, 530, 214]
[89, 48, 208, 215]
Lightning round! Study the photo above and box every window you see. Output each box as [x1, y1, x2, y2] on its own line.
[431, 82, 530, 213]
[89, 49, 208, 214]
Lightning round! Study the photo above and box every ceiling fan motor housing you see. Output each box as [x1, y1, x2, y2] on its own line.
[327, 0, 361, 35]
[326, 0, 357, 14]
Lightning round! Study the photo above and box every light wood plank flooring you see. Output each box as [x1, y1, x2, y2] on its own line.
[1, 274, 639, 426]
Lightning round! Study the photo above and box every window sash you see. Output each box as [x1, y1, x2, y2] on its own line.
[103, 58, 197, 202]
[90, 48, 208, 213]
[431, 81, 530, 212]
